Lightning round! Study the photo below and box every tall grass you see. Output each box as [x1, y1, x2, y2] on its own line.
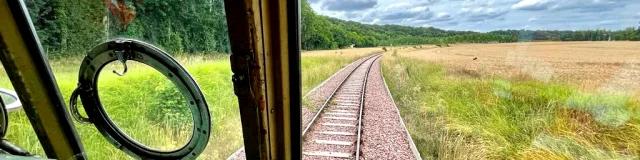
[382, 56, 640, 159]
[301, 56, 364, 94]
[1, 54, 243, 159]
[0, 50, 371, 159]
[300, 50, 378, 111]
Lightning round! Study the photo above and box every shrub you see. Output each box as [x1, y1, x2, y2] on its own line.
[148, 82, 192, 130]
[382, 47, 387, 51]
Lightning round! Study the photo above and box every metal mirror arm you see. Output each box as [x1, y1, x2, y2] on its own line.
[0, 97, 31, 156]
[0, 139, 31, 156]
[112, 40, 131, 76]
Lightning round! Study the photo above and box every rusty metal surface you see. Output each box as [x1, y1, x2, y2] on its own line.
[225, 0, 301, 159]
[224, 0, 270, 159]
[262, 0, 301, 159]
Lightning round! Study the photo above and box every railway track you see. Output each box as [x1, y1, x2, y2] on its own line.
[302, 54, 381, 159]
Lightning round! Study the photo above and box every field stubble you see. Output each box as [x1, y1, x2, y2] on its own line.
[385, 42, 640, 159]
[403, 42, 640, 93]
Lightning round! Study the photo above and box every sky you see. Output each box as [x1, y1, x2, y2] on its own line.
[307, 0, 640, 32]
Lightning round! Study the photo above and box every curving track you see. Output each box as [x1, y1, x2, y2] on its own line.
[302, 54, 381, 159]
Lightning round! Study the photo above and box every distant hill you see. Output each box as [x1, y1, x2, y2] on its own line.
[301, 0, 640, 50]
[300, 0, 512, 50]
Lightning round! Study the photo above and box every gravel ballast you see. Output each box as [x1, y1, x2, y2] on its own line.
[226, 54, 419, 159]
[227, 55, 373, 160]
[360, 56, 419, 159]
[302, 56, 373, 128]
[301, 55, 379, 160]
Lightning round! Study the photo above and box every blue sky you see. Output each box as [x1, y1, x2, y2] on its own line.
[308, 0, 640, 32]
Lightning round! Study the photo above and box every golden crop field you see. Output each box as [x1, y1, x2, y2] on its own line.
[400, 42, 640, 92]
[302, 47, 383, 58]
[385, 42, 640, 159]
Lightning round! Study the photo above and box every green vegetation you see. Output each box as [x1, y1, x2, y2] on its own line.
[301, 55, 367, 94]
[25, 0, 229, 57]
[300, 1, 640, 50]
[382, 56, 640, 159]
[25, 0, 640, 57]
[16, 0, 640, 158]
[1, 55, 243, 159]
[490, 29, 640, 42]
[0, 51, 364, 158]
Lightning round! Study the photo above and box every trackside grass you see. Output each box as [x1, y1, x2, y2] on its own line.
[301, 48, 381, 95]
[0, 51, 370, 159]
[382, 55, 640, 159]
[302, 55, 372, 95]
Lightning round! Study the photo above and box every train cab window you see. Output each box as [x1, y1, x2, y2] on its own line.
[2, 0, 241, 159]
[297, 0, 640, 159]
[3, 0, 639, 159]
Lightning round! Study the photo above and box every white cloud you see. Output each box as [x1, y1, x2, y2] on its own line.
[319, 0, 378, 11]
[429, 12, 453, 22]
[384, 3, 411, 11]
[312, 0, 639, 31]
[512, 0, 627, 12]
[436, 12, 449, 18]
[462, 0, 496, 7]
[459, 7, 509, 22]
[359, 2, 439, 23]
[512, 0, 554, 10]
[409, 6, 429, 12]
[458, 8, 471, 14]
[598, 20, 617, 25]
[370, 19, 380, 24]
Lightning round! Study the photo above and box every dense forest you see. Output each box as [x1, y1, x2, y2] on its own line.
[24, 0, 640, 56]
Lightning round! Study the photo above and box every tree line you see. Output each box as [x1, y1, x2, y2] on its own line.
[25, 0, 229, 57]
[490, 28, 640, 42]
[24, 0, 640, 56]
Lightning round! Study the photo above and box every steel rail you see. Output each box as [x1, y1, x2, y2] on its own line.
[354, 55, 380, 160]
[301, 54, 381, 160]
[301, 54, 380, 136]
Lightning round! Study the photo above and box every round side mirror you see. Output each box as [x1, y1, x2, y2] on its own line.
[0, 88, 22, 112]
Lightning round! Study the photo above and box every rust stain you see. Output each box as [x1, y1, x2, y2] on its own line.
[260, 99, 266, 111]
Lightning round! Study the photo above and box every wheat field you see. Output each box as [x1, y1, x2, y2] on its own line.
[401, 42, 640, 92]
[384, 41, 640, 159]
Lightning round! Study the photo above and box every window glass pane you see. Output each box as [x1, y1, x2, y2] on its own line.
[298, 0, 640, 159]
[5, 0, 242, 159]
[9, 0, 639, 159]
